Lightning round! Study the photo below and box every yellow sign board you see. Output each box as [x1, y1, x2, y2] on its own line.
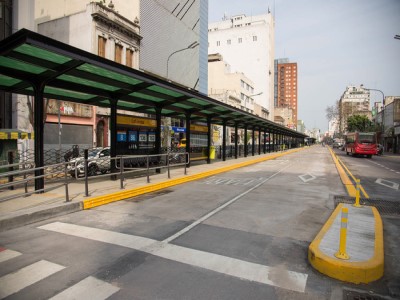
[117, 115, 157, 127]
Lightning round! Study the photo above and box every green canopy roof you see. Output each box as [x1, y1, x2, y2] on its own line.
[0, 28, 306, 137]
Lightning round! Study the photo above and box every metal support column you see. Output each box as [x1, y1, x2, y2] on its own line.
[252, 128, 255, 156]
[33, 83, 45, 191]
[155, 106, 162, 173]
[263, 128, 267, 154]
[110, 99, 118, 177]
[207, 117, 212, 164]
[222, 120, 227, 161]
[185, 112, 191, 167]
[244, 125, 248, 157]
[258, 128, 262, 155]
[234, 123, 238, 159]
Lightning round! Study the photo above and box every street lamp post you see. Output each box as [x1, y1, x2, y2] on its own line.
[244, 92, 263, 112]
[361, 85, 385, 149]
[166, 41, 199, 79]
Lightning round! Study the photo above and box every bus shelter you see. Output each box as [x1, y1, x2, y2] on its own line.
[0, 29, 307, 190]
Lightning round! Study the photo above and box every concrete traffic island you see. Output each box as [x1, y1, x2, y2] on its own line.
[308, 203, 384, 284]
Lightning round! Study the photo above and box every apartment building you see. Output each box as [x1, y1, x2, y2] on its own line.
[339, 85, 371, 133]
[208, 53, 255, 144]
[275, 58, 298, 129]
[208, 12, 275, 120]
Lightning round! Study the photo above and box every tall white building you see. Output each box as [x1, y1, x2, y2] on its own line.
[208, 12, 275, 120]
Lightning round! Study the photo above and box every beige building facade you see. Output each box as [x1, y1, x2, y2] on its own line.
[208, 53, 258, 145]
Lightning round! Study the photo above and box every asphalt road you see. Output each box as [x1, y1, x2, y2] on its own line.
[333, 148, 400, 201]
[0, 146, 399, 299]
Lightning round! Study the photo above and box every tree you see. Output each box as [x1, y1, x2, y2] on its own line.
[346, 115, 373, 132]
[325, 101, 339, 122]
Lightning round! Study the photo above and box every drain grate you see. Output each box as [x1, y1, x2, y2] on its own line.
[334, 195, 400, 216]
[343, 289, 387, 300]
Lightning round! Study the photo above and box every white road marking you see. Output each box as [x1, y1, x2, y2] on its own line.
[39, 222, 308, 293]
[203, 177, 264, 186]
[166, 162, 293, 243]
[298, 173, 316, 183]
[0, 249, 21, 263]
[241, 160, 289, 172]
[375, 178, 399, 190]
[49, 276, 119, 300]
[0, 260, 65, 299]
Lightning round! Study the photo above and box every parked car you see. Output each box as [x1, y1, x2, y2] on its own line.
[332, 141, 343, 149]
[67, 147, 110, 177]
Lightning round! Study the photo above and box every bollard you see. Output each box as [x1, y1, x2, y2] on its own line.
[353, 179, 362, 207]
[334, 207, 350, 260]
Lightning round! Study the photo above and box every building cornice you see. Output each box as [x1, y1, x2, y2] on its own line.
[91, 2, 142, 41]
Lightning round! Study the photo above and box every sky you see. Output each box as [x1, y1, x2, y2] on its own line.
[208, 0, 400, 132]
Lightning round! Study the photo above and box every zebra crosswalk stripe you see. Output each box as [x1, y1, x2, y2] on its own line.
[0, 260, 65, 299]
[49, 276, 120, 300]
[0, 249, 21, 263]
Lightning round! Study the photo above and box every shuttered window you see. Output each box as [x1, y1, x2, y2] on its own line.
[126, 49, 133, 67]
[98, 36, 106, 58]
[115, 44, 123, 63]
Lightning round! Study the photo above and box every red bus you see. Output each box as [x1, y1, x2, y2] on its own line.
[345, 132, 377, 158]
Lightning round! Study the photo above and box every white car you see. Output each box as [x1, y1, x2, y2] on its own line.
[68, 147, 110, 177]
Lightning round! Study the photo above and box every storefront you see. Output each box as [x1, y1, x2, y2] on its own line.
[116, 115, 157, 155]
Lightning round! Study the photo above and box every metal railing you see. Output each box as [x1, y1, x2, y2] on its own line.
[0, 160, 70, 202]
[0, 152, 189, 200]
[72, 152, 189, 197]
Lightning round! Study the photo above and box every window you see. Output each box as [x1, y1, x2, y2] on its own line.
[217, 41, 220, 46]
[227, 39, 231, 45]
[98, 36, 107, 58]
[241, 80, 244, 88]
[238, 37, 242, 43]
[126, 49, 134, 67]
[253, 36, 257, 41]
[115, 44, 123, 63]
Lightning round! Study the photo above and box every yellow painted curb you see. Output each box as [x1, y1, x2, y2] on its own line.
[328, 147, 356, 196]
[83, 148, 304, 209]
[308, 203, 384, 284]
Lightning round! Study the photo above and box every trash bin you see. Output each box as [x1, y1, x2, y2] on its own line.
[202, 146, 216, 160]
[209, 146, 216, 159]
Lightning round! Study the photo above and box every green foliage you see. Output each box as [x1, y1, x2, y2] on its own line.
[347, 115, 374, 132]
